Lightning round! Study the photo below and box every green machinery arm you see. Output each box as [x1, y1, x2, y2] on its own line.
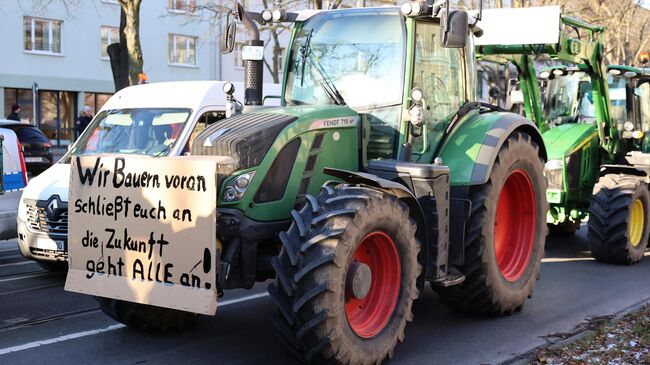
[477, 16, 618, 160]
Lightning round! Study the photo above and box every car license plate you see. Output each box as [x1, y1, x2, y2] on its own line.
[55, 240, 65, 251]
[25, 157, 43, 163]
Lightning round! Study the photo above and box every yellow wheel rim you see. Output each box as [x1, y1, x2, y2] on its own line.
[629, 198, 645, 247]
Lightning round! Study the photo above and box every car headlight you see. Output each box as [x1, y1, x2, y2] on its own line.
[222, 172, 255, 202]
[18, 197, 27, 222]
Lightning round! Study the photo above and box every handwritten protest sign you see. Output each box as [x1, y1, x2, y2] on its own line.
[65, 155, 223, 315]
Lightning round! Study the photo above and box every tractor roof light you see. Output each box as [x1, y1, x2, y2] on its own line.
[552, 68, 566, 76]
[538, 70, 551, 80]
[272, 9, 286, 22]
[640, 51, 649, 65]
[624, 71, 639, 78]
[624, 121, 635, 131]
[261, 8, 286, 23]
[401, 0, 428, 16]
[261, 9, 273, 22]
[608, 68, 622, 76]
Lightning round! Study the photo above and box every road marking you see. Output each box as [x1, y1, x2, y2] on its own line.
[542, 257, 595, 263]
[0, 291, 270, 356]
[0, 324, 126, 356]
[0, 272, 54, 283]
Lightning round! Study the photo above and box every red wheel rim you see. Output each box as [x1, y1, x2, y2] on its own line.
[494, 169, 536, 282]
[345, 231, 401, 338]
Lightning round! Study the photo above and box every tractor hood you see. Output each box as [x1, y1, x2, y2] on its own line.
[542, 124, 598, 159]
[191, 105, 358, 172]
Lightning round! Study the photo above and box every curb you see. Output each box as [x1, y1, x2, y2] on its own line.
[501, 297, 650, 365]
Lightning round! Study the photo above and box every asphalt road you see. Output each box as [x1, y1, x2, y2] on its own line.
[1, 227, 649, 365]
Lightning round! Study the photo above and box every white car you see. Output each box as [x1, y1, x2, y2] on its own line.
[16, 81, 280, 270]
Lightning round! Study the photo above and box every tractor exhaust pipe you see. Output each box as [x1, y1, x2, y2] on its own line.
[232, 0, 264, 106]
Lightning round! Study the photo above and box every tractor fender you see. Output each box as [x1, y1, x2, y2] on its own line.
[323, 167, 432, 278]
[439, 112, 547, 186]
[599, 164, 648, 178]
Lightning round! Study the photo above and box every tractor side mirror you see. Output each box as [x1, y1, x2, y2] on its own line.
[221, 20, 237, 54]
[441, 10, 468, 48]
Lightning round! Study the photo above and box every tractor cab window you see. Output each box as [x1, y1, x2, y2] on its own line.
[608, 75, 628, 132]
[284, 9, 405, 109]
[544, 72, 594, 125]
[284, 9, 406, 160]
[411, 21, 467, 162]
[636, 82, 650, 133]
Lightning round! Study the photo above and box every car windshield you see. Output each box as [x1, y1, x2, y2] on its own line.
[284, 9, 406, 110]
[70, 108, 191, 156]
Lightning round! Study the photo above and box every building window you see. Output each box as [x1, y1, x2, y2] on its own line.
[168, 34, 197, 66]
[100, 26, 119, 59]
[234, 42, 244, 69]
[23, 17, 62, 54]
[168, 0, 196, 13]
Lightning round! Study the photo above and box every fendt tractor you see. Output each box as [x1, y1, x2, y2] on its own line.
[479, 12, 650, 265]
[87, 2, 550, 363]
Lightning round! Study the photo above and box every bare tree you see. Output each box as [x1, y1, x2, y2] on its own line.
[33, 0, 144, 91]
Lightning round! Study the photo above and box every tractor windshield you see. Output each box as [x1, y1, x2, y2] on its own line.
[70, 108, 190, 157]
[544, 72, 595, 125]
[284, 9, 406, 110]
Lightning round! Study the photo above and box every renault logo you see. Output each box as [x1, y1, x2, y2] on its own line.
[46, 196, 61, 220]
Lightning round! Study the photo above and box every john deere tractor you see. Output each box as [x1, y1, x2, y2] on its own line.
[94, 2, 549, 363]
[480, 12, 650, 265]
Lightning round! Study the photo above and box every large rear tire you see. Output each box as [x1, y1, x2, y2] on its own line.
[268, 186, 420, 364]
[95, 297, 198, 331]
[588, 174, 650, 265]
[434, 132, 547, 314]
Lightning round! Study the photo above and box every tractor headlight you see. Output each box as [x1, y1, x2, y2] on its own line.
[624, 121, 635, 131]
[223, 172, 256, 202]
[545, 159, 563, 171]
[544, 159, 563, 190]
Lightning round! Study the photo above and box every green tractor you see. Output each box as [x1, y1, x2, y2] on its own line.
[480, 14, 650, 264]
[95, 2, 550, 363]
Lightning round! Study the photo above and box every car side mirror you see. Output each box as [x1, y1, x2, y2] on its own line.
[221, 21, 236, 54]
[441, 10, 468, 48]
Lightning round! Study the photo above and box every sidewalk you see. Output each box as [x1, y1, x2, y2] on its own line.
[0, 191, 20, 240]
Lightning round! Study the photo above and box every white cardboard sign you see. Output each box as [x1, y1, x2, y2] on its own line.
[65, 155, 219, 315]
[473, 6, 561, 46]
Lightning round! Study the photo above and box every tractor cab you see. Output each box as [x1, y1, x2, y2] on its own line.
[607, 65, 650, 152]
[280, 6, 475, 164]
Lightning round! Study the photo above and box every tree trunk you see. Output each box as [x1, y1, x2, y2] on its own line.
[107, 8, 129, 92]
[121, 0, 144, 86]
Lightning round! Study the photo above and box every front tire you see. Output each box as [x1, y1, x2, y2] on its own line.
[588, 174, 650, 265]
[434, 132, 547, 314]
[95, 297, 198, 331]
[268, 186, 420, 364]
